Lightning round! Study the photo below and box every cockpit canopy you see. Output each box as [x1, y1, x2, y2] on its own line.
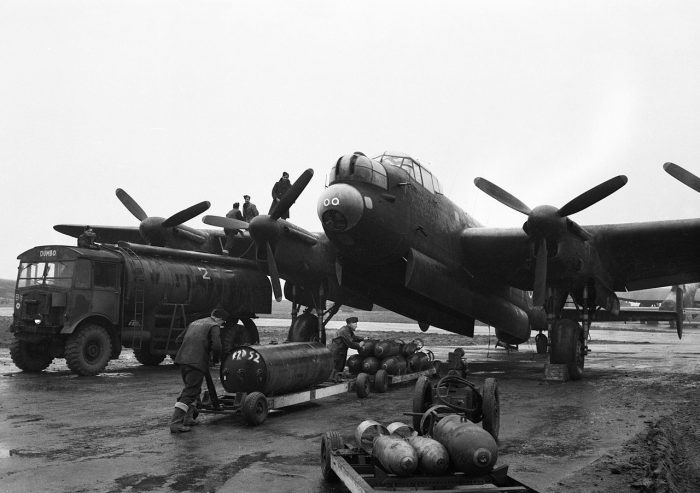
[374, 152, 443, 194]
[327, 151, 443, 194]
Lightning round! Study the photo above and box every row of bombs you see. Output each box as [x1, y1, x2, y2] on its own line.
[347, 338, 434, 376]
[355, 415, 498, 477]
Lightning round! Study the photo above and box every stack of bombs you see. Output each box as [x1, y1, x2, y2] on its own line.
[354, 417, 498, 477]
[346, 338, 434, 376]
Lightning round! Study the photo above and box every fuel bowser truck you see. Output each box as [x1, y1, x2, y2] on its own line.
[10, 241, 272, 376]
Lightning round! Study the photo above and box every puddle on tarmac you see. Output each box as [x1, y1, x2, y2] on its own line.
[99, 373, 133, 378]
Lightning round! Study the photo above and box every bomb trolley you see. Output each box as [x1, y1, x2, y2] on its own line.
[320, 432, 538, 493]
[196, 342, 439, 426]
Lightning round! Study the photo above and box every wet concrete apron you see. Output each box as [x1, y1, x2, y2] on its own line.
[0, 325, 697, 492]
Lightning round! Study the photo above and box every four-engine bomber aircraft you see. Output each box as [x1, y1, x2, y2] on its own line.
[205, 153, 700, 380]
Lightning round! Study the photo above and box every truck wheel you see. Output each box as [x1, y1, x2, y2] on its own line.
[355, 373, 371, 398]
[242, 392, 268, 426]
[65, 324, 112, 376]
[10, 338, 53, 372]
[133, 346, 166, 366]
[320, 431, 343, 481]
[481, 378, 500, 440]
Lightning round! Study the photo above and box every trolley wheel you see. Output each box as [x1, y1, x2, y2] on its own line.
[481, 378, 500, 440]
[320, 431, 343, 481]
[412, 375, 434, 433]
[356, 373, 371, 398]
[374, 369, 389, 393]
[242, 392, 269, 426]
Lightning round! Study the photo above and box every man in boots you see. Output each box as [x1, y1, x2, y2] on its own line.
[169, 308, 227, 433]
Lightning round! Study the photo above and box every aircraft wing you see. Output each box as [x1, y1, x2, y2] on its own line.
[461, 218, 700, 291]
[54, 224, 144, 245]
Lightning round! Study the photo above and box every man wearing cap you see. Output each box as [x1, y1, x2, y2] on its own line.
[242, 195, 259, 222]
[269, 171, 292, 219]
[328, 316, 365, 374]
[169, 308, 227, 433]
[77, 225, 97, 249]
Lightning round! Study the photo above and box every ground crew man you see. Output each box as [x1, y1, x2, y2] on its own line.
[269, 171, 292, 218]
[328, 316, 365, 373]
[77, 226, 97, 248]
[169, 309, 227, 433]
[242, 195, 259, 222]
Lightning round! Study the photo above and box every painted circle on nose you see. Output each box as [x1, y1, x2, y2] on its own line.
[317, 183, 365, 232]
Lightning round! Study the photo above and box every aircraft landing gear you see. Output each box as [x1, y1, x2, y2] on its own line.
[535, 331, 548, 354]
[549, 319, 585, 380]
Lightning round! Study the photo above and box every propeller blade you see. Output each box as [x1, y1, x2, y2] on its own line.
[558, 175, 628, 217]
[532, 239, 548, 307]
[473, 177, 532, 215]
[162, 201, 211, 228]
[202, 215, 250, 231]
[271, 169, 314, 220]
[663, 162, 700, 194]
[266, 242, 283, 302]
[116, 188, 148, 221]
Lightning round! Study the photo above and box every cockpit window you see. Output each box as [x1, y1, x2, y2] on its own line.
[374, 152, 443, 194]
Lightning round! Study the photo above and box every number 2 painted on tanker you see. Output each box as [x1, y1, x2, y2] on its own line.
[197, 267, 211, 280]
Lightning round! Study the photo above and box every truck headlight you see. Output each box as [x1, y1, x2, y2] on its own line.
[34, 315, 43, 325]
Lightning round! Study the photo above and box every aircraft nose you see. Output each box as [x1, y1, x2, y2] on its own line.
[317, 183, 364, 232]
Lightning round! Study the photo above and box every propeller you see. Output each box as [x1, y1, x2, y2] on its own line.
[115, 188, 210, 246]
[203, 168, 315, 302]
[474, 175, 628, 307]
[663, 162, 700, 194]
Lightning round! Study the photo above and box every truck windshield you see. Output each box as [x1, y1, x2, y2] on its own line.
[18, 261, 75, 288]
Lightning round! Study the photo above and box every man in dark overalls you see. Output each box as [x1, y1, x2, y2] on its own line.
[328, 316, 365, 374]
[169, 309, 227, 433]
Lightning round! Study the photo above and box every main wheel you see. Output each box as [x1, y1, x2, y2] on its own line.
[412, 376, 434, 433]
[10, 338, 53, 372]
[550, 319, 585, 380]
[320, 431, 343, 482]
[481, 378, 500, 440]
[242, 391, 268, 426]
[65, 324, 112, 376]
[355, 373, 371, 398]
[535, 333, 548, 354]
[374, 369, 389, 393]
[222, 320, 260, 353]
[286, 312, 319, 342]
[133, 346, 166, 366]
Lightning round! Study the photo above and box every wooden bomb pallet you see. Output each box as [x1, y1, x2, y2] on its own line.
[321, 433, 539, 493]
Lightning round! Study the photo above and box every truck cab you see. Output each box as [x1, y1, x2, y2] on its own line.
[11, 245, 123, 375]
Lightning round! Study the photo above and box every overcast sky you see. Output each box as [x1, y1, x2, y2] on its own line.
[2, 1, 700, 280]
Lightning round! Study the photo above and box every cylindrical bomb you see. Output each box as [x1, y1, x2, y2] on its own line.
[408, 435, 450, 475]
[387, 422, 415, 439]
[380, 355, 407, 375]
[373, 435, 418, 476]
[432, 415, 498, 475]
[355, 419, 388, 453]
[346, 354, 363, 375]
[408, 351, 433, 372]
[401, 339, 422, 357]
[374, 339, 403, 358]
[358, 339, 378, 357]
[361, 356, 380, 375]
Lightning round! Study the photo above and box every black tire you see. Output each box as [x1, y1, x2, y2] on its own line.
[9, 338, 53, 372]
[374, 369, 389, 393]
[320, 431, 343, 482]
[550, 319, 585, 380]
[355, 373, 371, 398]
[412, 376, 434, 433]
[133, 346, 166, 366]
[242, 391, 269, 426]
[481, 378, 500, 440]
[535, 333, 548, 354]
[222, 320, 260, 355]
[65, 324, 112, 376]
